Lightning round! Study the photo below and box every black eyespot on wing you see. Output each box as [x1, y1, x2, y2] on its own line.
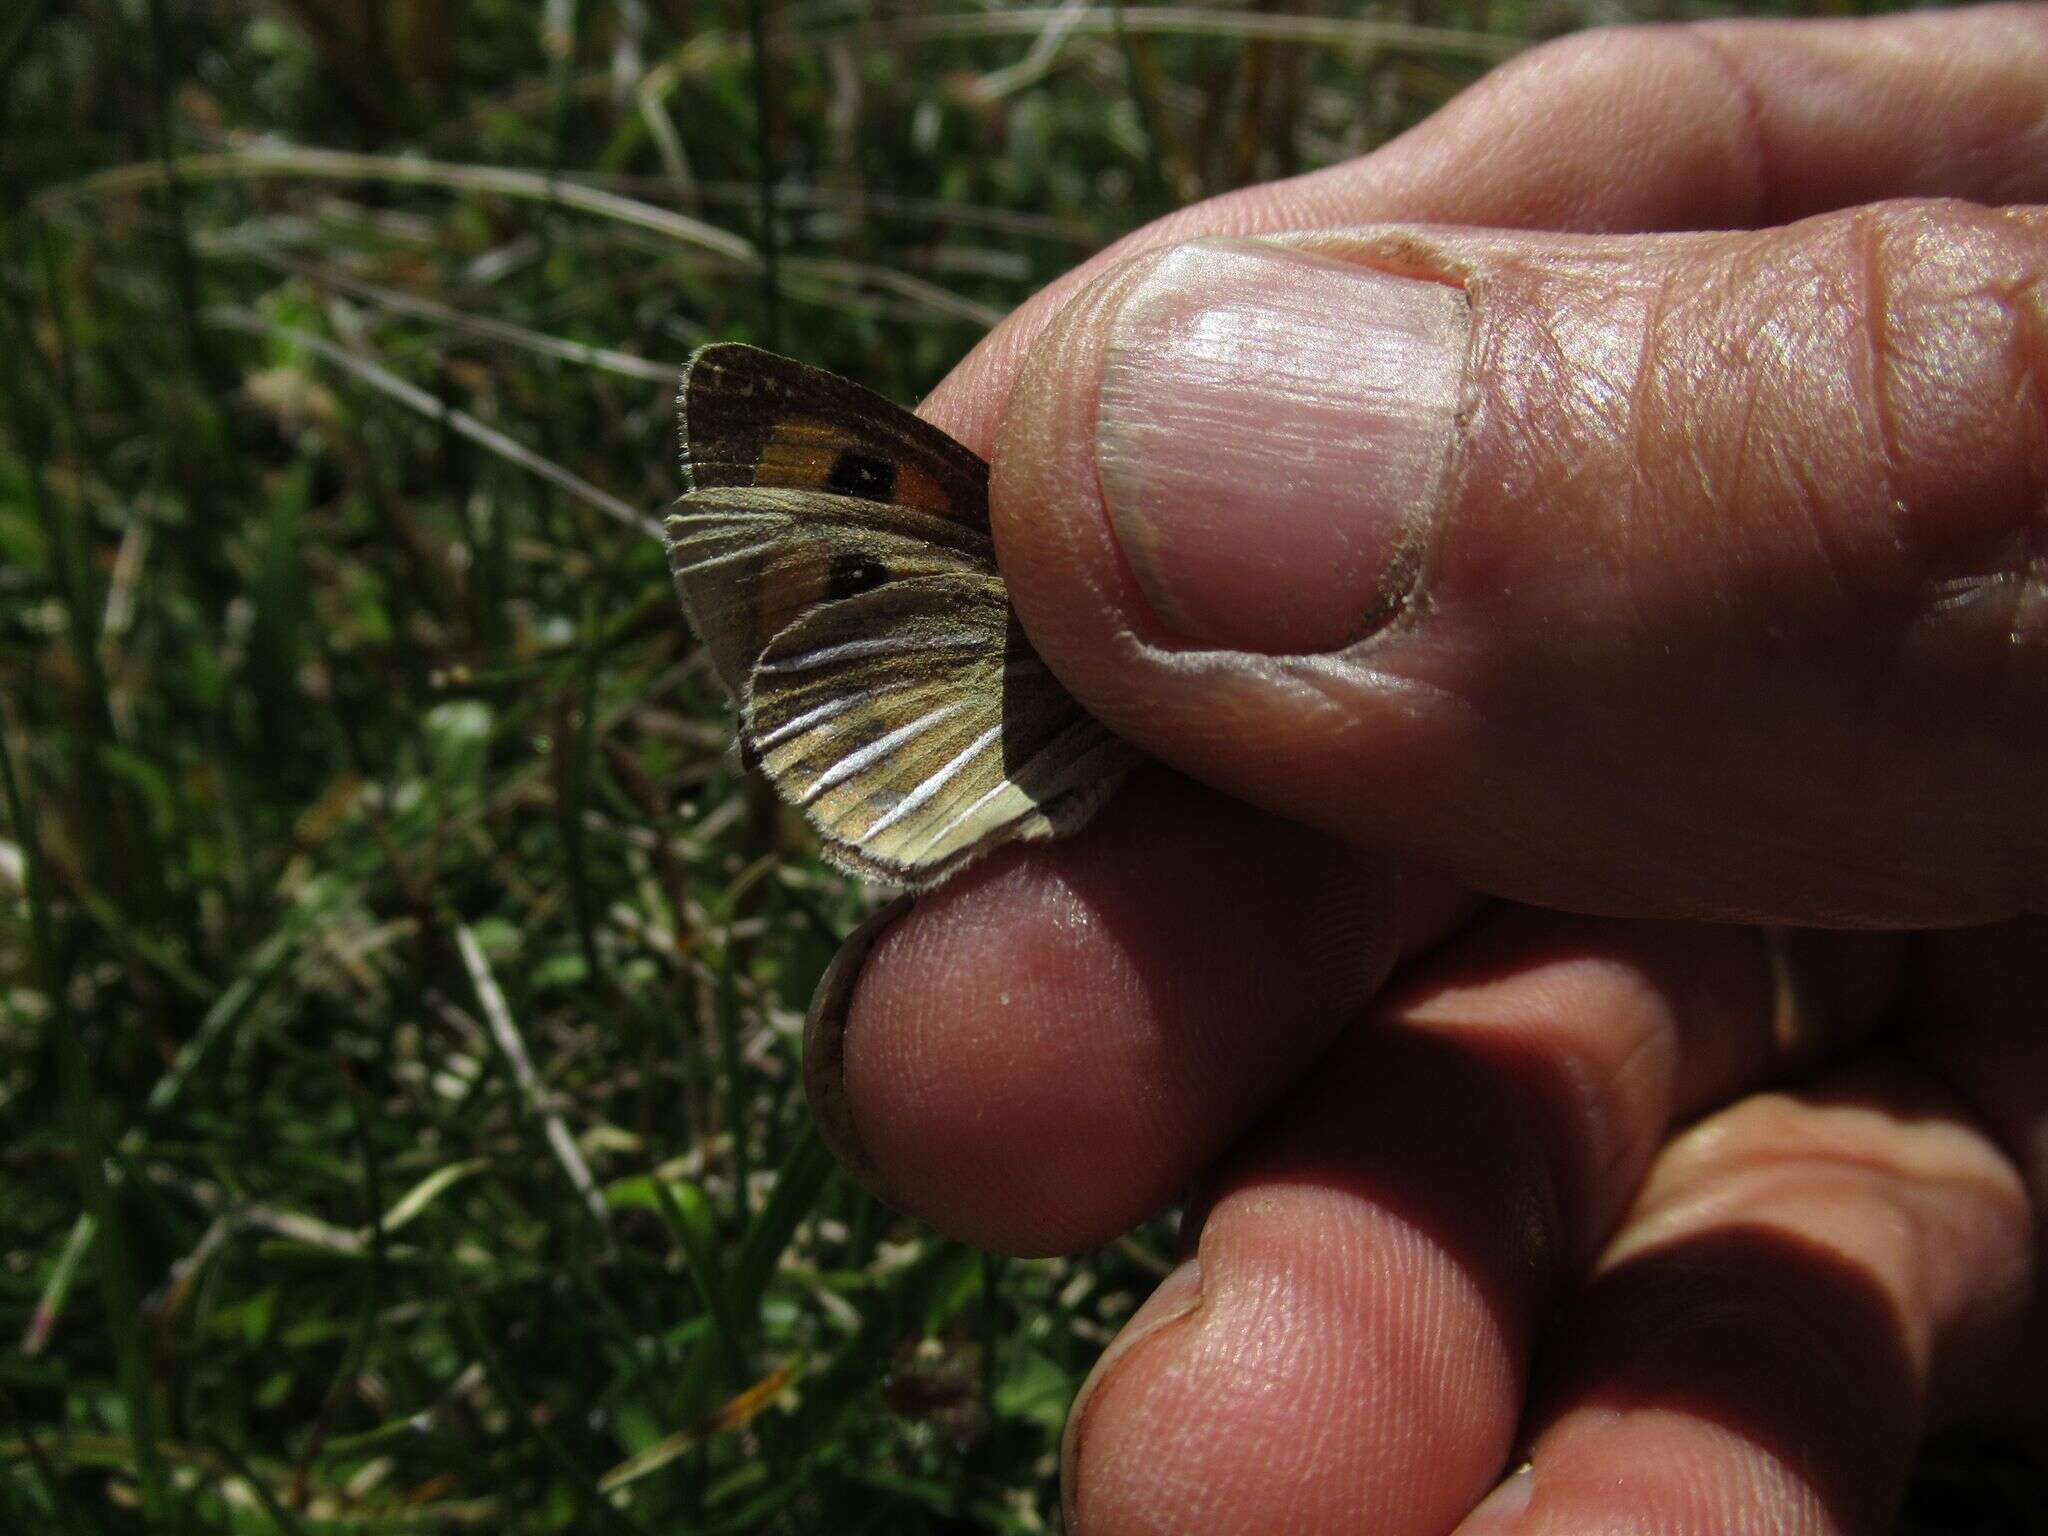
[825, 450, 897, 502]
[826, 552, 891, 601]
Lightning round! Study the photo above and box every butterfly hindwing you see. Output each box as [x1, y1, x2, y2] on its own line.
[742, 575, 1141, 886]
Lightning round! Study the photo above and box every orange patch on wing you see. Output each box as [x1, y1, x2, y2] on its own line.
[756, 418, 846, 488]
[756, 416, 965, 517]
[891, 461, 952, 514]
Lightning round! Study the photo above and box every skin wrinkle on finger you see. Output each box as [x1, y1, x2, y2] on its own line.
[1503, 1072, 2034, 1536]
[1381, 920, 1897, 1265]
[1613, 1083, 2032, 1395]
[1382, 926, 1700, 1265]
[1854, 207, 2048, 601]
[1685, 15, 2048, 221]
[1674, 28, 1769, 227]
[1069, 1045, 1552, 1536]
[1060, 918, 1901, 1536]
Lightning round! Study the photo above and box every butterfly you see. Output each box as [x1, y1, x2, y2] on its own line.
[666, 344, 1142, 889]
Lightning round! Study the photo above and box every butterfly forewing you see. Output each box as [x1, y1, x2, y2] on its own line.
[680, 344, 991, 530]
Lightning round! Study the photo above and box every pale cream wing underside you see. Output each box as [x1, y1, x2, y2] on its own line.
[743, 575, 1142, 887]
[665, 487, 996, 696]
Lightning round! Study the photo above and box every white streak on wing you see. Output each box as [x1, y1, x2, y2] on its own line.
[757, 674, 928, 751]
[799, 700, 972, 805]
[670, 539, 788, 578]
[759, 631, 979, 675]
[908, 774, 1017, 861]
[862, 723, 1002, 840]
[906, 718, 1095, 860]
[665, 513, 789, 547]
[666, 510, 787, 534]
[751, 691, 864, 750]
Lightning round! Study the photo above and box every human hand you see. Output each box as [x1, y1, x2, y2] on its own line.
[809, 9, 2048, 1532]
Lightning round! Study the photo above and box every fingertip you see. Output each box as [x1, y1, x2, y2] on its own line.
[1062, 1135, 1527, 1536]
[803, 894, 914, 1198]
[822, 770, 1405, 1254]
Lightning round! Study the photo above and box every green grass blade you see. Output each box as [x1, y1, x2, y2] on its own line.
[653, 1176, 751, 1390]
[1, 718, 172, 1524]
[730, 1123, 834, 1306]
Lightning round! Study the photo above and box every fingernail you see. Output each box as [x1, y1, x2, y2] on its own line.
[1061, 1257, 1205, 1534]
[804, 895, 913, 1196]
[1098, 238, 1468, 654]
[1455, 1464, 1536, 1535]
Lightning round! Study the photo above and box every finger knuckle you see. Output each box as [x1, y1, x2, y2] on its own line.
[1483, 24, 1771, 221]
[1847, 201, 2048, 646]
[1502, 18, 1705, 92]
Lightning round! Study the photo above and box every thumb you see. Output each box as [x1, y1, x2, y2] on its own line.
[989, 202, 2048, 926]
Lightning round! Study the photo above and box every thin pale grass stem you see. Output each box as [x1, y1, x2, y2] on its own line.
[590, 175, 1097, 243]
[419, 27, 740, 150]
[781, 253, 1005, 330]
[841, 6, 1524, 59]
[21, 1211, 94, 1357]
[222, 249, 681, 380]
[34, 143, 756, 263]
[205, 306, 661, 539]
[635, 70, 698, 197]
[99, 514, 150, 660]
[455, 924, 615, 1241]
[611, 0, 650, 103]
[961, 0, 1091, 103]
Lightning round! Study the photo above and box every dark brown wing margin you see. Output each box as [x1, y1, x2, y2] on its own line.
[678, 344, 990, 532]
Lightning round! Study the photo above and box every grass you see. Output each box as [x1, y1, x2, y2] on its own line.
[0, 0, 2034, 1531]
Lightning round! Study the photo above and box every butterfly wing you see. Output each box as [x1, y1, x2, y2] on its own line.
[742, 575, 1142, 886]
[679, 343, 991, 531]
[665, 487, 994, 696]
[668, 344, 1140, 888]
